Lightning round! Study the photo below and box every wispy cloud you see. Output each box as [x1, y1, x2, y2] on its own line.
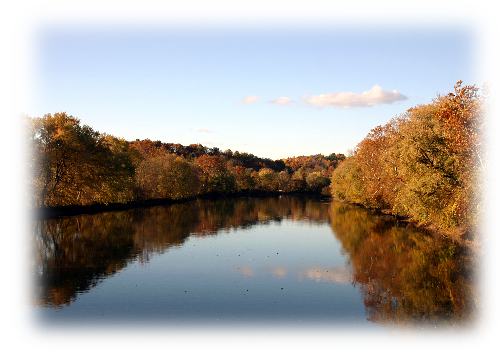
[268, 97, 294, 105]
[236, 86, 406, 109]
[197, 128, 210, 133]
[303, 85, 408, 109]
[235, 95, 260, 104]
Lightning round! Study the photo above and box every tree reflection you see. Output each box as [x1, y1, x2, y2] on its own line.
[32, 195, 330, 307]
[329, 201, 479, 329]
[32, 212, 139, 307]
[32, 197, 479, 329]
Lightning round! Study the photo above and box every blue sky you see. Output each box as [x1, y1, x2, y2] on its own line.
[28, 25, 480, 160]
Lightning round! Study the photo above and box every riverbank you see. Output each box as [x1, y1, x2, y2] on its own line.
[330, 197, 482, 253]
[31, 191, 329, 220]
[31, 193, 481, 253]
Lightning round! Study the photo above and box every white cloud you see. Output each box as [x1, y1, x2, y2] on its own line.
[235, 95, 260, 104]
[268, 97, 294, 105]
[304, 85, 408, 109]
[197, 128, 210, 133]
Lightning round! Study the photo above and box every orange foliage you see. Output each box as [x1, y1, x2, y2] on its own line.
[435, 80, 486, 174]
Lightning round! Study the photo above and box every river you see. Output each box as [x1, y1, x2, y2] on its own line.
[30, 195, 479, 330]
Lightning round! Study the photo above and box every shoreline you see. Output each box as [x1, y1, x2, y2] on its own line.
[30, 193, 481, 253]
[30, 191, 328, 220]
[330, 198, 482, 253]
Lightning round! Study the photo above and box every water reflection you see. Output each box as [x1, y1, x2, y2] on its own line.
[32, 212, 139, 307]
[329, 203, 479, 329]
[298, 265, 352, 284]
[32, 196, 328, 308]
[32, 196, 478, 328]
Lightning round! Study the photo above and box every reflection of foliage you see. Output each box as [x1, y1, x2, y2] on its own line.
[33, 197, 479, 329]
[33, 212, 139, 307]
[33, 196, 331, 307]
[329, 201, 479, 329]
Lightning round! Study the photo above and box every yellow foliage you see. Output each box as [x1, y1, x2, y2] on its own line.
[330, 81, 486, 234]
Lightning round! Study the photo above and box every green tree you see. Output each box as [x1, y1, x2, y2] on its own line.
[330, 155, 366, 204]
[169, 157, 200, 199]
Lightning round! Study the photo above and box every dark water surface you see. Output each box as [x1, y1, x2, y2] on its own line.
[31, 196, 479, 330]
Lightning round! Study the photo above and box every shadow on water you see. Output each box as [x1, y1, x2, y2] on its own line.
[31, 195, 479, 329]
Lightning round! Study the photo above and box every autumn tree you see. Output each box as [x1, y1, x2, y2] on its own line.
[272, 159, 287, 172]
[276, 170, 292, 192]
[330, 81, 487, 234]
[129, 139, 161, 160]
[386, 103, 460, 227]
[256, 168, 279, 192]
[283, 155, 335, 172]
[434, 81, 487, 228]
[28, 113, 134, 207]
[354, 119, 402, 209]
[134, 153, 173, 200]
[185, 144, 209, 159]
[325, 153, 345, 168]
[196, 155, 236, 195]
[305, 171, 330, 193]
[291, 167, 307, 192]
[134, 154, 200, 200]
[10, 111, 42, 209]
[98, 135, 137, 203]
[435, 81, 486, 174]
[231, 165, 255, 192]
[168, 157, 201, 199]
[330, 155, 366, 204]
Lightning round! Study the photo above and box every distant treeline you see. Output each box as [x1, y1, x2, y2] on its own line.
[26, 114, 344, 209]
[330, 81, 487, 235]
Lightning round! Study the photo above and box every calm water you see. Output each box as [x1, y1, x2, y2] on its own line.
[31, 196, 479, 330]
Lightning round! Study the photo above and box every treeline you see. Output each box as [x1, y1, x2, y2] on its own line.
[26, 113, 343, 208]
[330, 81, 487, 235]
